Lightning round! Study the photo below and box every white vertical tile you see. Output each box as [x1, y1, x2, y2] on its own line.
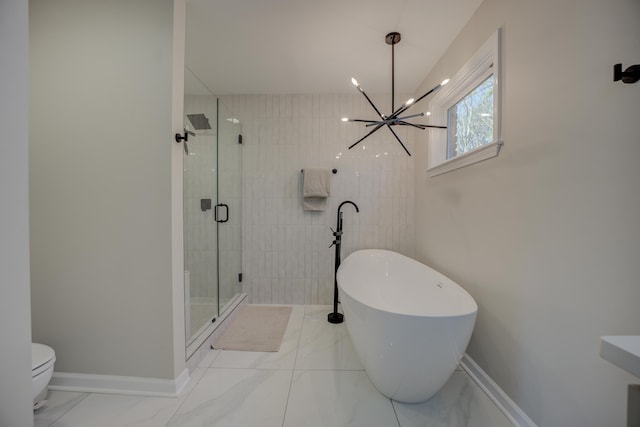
[235, 94, 415, 304]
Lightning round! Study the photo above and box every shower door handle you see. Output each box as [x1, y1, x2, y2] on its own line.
[215, 203, 229, 223]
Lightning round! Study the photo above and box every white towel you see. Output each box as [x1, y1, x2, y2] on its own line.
[302, 168, 331, 211]
[303, 196, 327, 211]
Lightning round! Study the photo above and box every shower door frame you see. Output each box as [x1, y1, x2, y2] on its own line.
[183, 88, 243, 357]
[215, 97, 243, 317]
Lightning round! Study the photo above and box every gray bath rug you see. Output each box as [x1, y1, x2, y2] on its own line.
[212, 305, 293, 352]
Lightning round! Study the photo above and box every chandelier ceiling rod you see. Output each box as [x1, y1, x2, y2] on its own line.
[388, 31, 400, 113]
[342, 32, 449, 156]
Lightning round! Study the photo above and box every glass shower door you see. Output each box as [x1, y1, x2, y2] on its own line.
[216, 99, 242, 314]
[183, 69, 243, 351]
[183, 72, 219, 347]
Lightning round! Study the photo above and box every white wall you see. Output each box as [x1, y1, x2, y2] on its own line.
[221, 94, 416, 304]
[29, 0, 186, 380]
[0, 0, 34, 425]
[414, 0, 640, 425]
[170, 0, 187, 382]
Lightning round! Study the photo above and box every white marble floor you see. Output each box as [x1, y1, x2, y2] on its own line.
[35, 305, 514, 427]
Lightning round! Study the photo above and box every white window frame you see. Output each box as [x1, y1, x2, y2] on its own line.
[427, 29, 503, 177]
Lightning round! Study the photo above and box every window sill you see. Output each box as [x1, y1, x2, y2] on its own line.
[428, 140, 503, 177]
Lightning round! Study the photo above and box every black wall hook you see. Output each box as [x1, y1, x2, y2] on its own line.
[175, 129, 195, 143]
[614, 63, 640, 84]
[175, 129, 195, 154]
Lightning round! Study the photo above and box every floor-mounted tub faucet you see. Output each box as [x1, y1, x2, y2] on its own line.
[328, 200, 359, 324]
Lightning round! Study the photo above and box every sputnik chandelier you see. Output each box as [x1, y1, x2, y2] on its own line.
[342, 32, 449, 156]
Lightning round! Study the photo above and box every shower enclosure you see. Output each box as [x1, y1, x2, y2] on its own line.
[183, 68, 242, 351]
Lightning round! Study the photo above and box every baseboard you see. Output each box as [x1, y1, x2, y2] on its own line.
[460, 354, 537, 427]
[49, 368, 190, 398]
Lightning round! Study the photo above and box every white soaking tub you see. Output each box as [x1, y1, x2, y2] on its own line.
[337, 249, 477, 403]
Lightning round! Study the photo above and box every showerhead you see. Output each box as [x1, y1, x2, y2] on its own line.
[186, 113, 211, 130]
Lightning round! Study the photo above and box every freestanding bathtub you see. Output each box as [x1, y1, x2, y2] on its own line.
[337, 249, 477, 403]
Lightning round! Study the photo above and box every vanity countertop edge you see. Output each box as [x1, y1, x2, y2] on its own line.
[600, 335, 640, 378]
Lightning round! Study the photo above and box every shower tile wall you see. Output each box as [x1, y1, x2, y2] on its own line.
[221, 94, 416, 305]
[184, 95, 218, 303]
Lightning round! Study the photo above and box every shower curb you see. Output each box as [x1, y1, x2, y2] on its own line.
[185, 293, 248, 370]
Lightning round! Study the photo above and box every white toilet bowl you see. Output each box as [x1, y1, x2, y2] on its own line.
[32, 343, 55, 408]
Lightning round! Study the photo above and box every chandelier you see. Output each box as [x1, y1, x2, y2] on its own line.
[342, 32, 449, 156]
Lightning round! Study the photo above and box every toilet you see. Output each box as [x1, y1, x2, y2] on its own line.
[32, 343, 55, 409]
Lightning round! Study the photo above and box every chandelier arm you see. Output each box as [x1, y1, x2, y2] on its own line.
[348, 123, 385, 150]
[357, 87, 385, 119]
[350, 119, 382, 124]
[365, 118, 397, 127]
[397, 121, 447, 129]
[363, 112, 436, 127]
[396, 112, 426, 121]
[363, 112, 426, 127]
[396, 121, 429, 130]
[411, 82, 444, 107]
[386, 102, 413, 122]
[386, 125, 411, 156]
[385, 81, 445, 122]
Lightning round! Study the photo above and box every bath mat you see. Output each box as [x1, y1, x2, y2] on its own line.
[212, 305, 293, 352]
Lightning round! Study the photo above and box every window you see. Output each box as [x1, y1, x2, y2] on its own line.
[447, 76, 494, 158]
[427, 30, 502, 176]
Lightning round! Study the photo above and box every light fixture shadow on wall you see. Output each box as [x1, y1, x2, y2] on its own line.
[342, 32, 449, 157]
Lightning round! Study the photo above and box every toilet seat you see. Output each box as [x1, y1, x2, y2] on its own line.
[32, 343, 55, 378]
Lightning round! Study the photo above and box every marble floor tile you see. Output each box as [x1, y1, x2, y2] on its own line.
[196, 348, 220, 368]
[283, 370, 400, 427]
[33, 305, 513, 427]
[34, 391, 88, 427]
[181, 367, 208, 396]
[294, 305, 363, 370]
[392, 371, 513, 427]
[167, 368, 292, 427]
[41, 368, 207, 427]
[49, 393, 183, 427]
[211, 305, 304, 369]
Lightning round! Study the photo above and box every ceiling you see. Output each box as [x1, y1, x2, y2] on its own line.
[185, 0, 483, 95]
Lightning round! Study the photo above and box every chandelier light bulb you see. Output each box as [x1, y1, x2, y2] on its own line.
[341, 117, 349, 122]
[351, 77, 359, 87]
[425, 111, 431, 116]
[405, 98, 415, 106]
[441, 78, 450, 86]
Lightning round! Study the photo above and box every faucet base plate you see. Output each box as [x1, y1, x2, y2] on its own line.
[328, 312, 344, 324]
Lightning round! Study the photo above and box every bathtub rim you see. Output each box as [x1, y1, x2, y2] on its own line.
[337, 248, 478, 319]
